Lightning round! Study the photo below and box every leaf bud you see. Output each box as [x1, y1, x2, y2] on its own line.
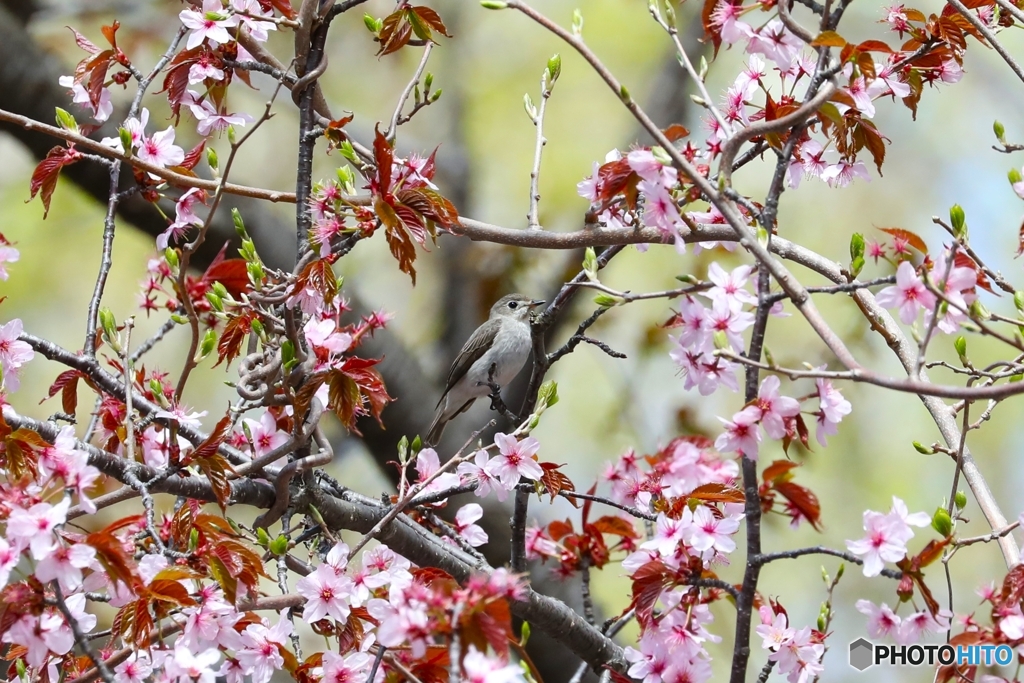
[269, 535, 289, 556]
[164, 247, 179, 270]
[250, 318, 266, 343]
[954, 335, 968, 365]
[281, 339, 297, 371]
[54, 107, 79, 133]
[675, 274, 699, 284]
[932, 507, 953, 537]
[593, 293, 623, 308]
[520, 621, 531, 646]
[583, 247, 598, 281]
[194, 329, 216, 363]
[969, 300, 990, 321]
[524, 93, 537, 120]
[363, 13, 381, 33]
[949, 204, 966, 239]
[424, 72, 433, 91]
[397, 435, 409, 462]
[663, 0, 677, 29]
[849, 232, 865, 261]
[232, 208, 246, 238]
[340, 140, 358, 164]
[713, 330, 729, 350]
[99, 308, 121, 352]
[256, 528, 271, 548]
[336, 166, 356, 195]
[480, 0, 508, 8]
[171, 313, 189, 325]
[912, 441, 935, 455]
[994, 120, 1006, 143]
[429, 89, 443, 103]
[211, 281, 229, 300]
[572, 8, 584, 37]
[205, 291, 224, 312]
[1014, 291, 1024, 314]
[698, 56, 709, 80]
[954, 490, 967, 510]
[206, 147, 219, 172]
[817, 603, 828, 633]
[619, 84, 631, 104]
[536, 380, 559, 412]
[546, 53, 561, 84]
[247, 261, 265, 286]
[835, 563, 844, 580]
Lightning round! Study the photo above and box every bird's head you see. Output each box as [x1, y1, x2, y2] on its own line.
[490, 293, 545, 323]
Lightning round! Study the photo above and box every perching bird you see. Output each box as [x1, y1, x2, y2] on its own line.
[424, 293, 545, 446]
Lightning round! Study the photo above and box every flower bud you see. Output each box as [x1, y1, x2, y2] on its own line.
[424, 72, 433, 91]
[397, 435, 409, 462]
[410, 435, 422, 453]
[949, 204, 966, 239]
[250, 318, 266, 342]
[698, 56, 709, 80]
[520, 622, 531, 646]
[954, 490, 967, 510]
[713, 330, 729, 350]
[932, 507, 953, 537]
[619, 84, 631, 104]
[954, 335, 968, 366]
[663, 0, 677, 29]
[994, 120, 1006, 143]
[99, 308, 121, 353]
[119, 129, 134, 157]
[849, 232, 865, 261]
[817, 602, 828, 633]
[912, 441, 935, 455]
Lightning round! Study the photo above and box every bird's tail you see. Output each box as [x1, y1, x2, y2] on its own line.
[424, 405, 447, 448]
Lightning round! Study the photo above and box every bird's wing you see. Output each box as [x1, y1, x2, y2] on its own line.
[436, 318, 501, 408]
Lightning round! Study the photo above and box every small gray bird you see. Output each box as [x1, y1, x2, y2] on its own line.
[425, 293, 545, 446]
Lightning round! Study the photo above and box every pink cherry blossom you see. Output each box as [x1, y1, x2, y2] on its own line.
[746, 20, 803, 70]
[243, 410, 289, 458]
[769, 626, 824, 683]
[671, 348, 739, 396]
[753, 375, 801, 439]
[231, 0, 277, 42]
[756, 608, 795, 651]
[180, 0, 239, 50]
[165, 644, 221, 683]
[458, 449, 508, 502]
[156, 403, 207, 429]
[706, 262, 757, 310]
[454, 503, 488, 547]
[704, 298, 755, 352]
[303, 318, 353, 357]
[34, 542, 96, 591]
[462, 646, 525, 683]
[814, 374, 852, 446]
[847, 497, 928, 576]
[137, 127, 185, 168]
[486, 433, 543, 488]
[855, 600, 902, 640]
[715, 406, 762, 459]
[710, 0, 753, 45]
[0, 537, 18, 587]
[525, 525, 560, 559]
[0, 318, 35, 391]
[0, 245, 19, 281]
[686, 504, 741, 559]
[58, 75, 113, 123]
[876, 261, 937, 325]
[925, 251, 977, 334]
[7, 497, 70, 560]
[898, 609, 950, 644]
[320, 651, 373, 683]
[114, 653, 152, 683]
[295, 564, 355, 623]
[414, 447, 461, 497]
[820, 159, 871, 187]
[186, 92, 254, 136]
[235, 614, 291, 683]
[637, 180, 687, 253]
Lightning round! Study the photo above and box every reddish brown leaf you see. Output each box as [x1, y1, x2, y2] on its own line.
[628, 560, 677, 627]
[270, 0, 297, 19]
[292, 258, 339, 306]
[663, 123, 690, 142]
[215, 311, 256, 367]
[701, 0, 725, 56]
[856, 39, 894, 53]
[762, 459, 799, 484]
[378, 9, 413, 56]
[878, 227, 928, 253]
[43, 369, 96, 415]
[811, 30, 847, 47]
[100, 21, 120, 48]
[688, 482, 745, 504]
[774, 481, 822, 530]
[87, 522, 143, 591]
[411, 6, 451, 37]
[378, 197, 418, 283]
[67, 26, 100, 54]
[591, 515, 639, 539]
[180, 140, 206, 171]
[190, 414, 235, 511]
[539, 461, 575, 503]
[29, 146, 82, 218]
[203, 256, 250, 298]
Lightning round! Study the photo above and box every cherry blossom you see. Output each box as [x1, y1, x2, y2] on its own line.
[164, 644, 222, 683]
[454, 503, 489, 547]
[185, 92, 254, 136]
[296, 564, 355, 623]
[686, 504, 742, 559]
[814, 375, 852, 446]
[34, 542, 97, 591]
[487, 433, 543, 488]
[235, 614, 291, 683]
[457, 448, 508, 502]
[856, 600, 902, 640]
[820, 159, 871, 187]
[180, 0, 240, 50]
[320, 651, 373, 683]
[7, 497, 70, 560]
[715, 405, 762, 459]
[414, 447, 461, 497]
[753, 375, 801, 439]
[0, 318, 35, 391]
[156, 404, 208, 429]
[925, 250, 977, 334]
[0, 244, 19, 281]
[58, 75, 113, 123]
[231, 0, 277, 42]
[243, 410, 289, 458]
[846, 497, 929, 576]
[137, 127, 186, 169]
[304, 318, 353, 359]
[114, 653, 153, 683]
[0, 537, 18, 587]
[706, 262, 757, 310]
[462, 646, 526, 683]
[876, 261, 936, 325]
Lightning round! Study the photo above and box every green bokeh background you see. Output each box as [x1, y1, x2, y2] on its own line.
[2, 1, 1024, 680]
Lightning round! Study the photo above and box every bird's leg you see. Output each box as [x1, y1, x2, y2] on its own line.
[482, 362, 521, 423]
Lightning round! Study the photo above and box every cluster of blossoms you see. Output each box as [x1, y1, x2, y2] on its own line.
[846, 496, 932, 577]
[876, 249, 978, 333]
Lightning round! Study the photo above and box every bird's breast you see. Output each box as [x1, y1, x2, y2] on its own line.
[467, 320, 532, 387]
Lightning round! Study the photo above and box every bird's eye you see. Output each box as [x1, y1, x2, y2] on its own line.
[508, 301, 518, 309]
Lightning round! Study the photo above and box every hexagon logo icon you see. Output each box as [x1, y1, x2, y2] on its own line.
[849, 638, 874, 671]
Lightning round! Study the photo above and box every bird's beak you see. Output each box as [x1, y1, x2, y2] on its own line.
[528, 299, 546, 308]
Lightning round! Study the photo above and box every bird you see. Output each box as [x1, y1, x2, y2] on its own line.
[424, 293, 545, 447]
